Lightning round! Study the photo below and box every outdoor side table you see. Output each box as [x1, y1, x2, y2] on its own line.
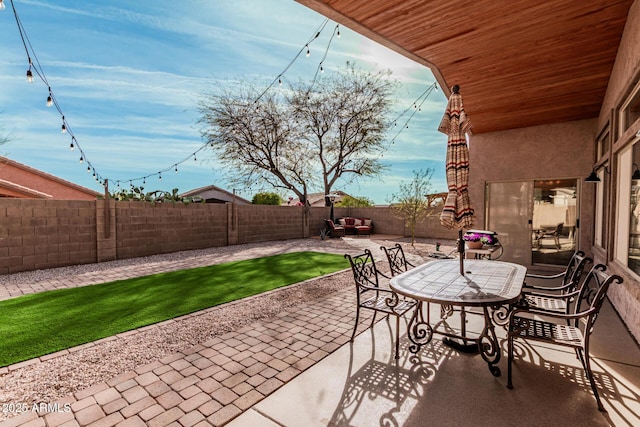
[389, 259, 526, 376]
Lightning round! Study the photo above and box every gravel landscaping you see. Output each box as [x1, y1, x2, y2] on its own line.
[0, 236, 454, 421]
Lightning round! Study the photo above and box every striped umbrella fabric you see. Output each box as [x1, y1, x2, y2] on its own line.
[439, 90, 474, 230]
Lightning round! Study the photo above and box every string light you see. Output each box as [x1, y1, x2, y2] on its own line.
[5, 4, 431, 193]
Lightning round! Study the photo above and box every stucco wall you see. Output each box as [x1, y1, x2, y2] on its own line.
[469, 119, 596, 263]
[0, 158, 99, 200]
[595, 0, 640, 342]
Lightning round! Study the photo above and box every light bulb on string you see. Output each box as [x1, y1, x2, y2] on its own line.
[305, 45, 310, 57]
[61, 117, 66, 133]
[46, 94, 52, 107]
[193, 153, 197, 162]
[158, 173, 162, 181]
[0, 1, 6, 11]
[79, 155, 83, 164]
[87, 166, 91, 173]
[26, 68, 33, 83]
[337, 26, 341, 38]
[70, 137, 75, 151]
[174, 165, 178, 174]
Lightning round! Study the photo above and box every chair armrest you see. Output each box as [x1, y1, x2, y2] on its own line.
[523, 288, 580, 299]
[377, 270, 392, 279]
[509, 306, 595, 323]
[524, 271, 565, 280]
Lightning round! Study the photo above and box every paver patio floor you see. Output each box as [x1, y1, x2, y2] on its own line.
[1, 237, 638, 427]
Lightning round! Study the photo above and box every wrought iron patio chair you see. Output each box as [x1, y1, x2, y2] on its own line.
[380, 243, 416, 277]
[345, 249, 418, 359]
[535, 222, 564, 249]
[521, 251, 592, 315]
[507, 264, 623, 412]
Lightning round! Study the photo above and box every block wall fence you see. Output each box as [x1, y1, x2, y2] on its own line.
[0, 199, 457, 274]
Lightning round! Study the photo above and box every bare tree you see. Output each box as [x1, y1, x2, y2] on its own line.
[289, 63, 396, 204]
[198, 63, 397, 205]
[389, 169, 438, 245]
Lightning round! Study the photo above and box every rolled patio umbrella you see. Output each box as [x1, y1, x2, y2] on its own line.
[438, 85, 474, 275]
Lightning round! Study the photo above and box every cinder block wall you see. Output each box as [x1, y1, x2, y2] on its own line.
[0, 199, 97, 274]
[115, 202, 229, 259]
[330, 206, 458, 239]
[237, 205, 306, 244]
[0, 200, 458, 274]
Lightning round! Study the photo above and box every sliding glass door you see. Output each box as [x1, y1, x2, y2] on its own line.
[486, 179, 578, 266]
[486, 181, 533, 265]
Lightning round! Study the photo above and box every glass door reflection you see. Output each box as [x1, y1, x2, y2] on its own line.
[532, 179, 577, 266]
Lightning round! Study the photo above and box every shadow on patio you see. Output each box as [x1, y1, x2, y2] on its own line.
[230, 276, 640, 427]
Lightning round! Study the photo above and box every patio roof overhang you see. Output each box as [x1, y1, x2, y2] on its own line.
[295, 0, 634, 134]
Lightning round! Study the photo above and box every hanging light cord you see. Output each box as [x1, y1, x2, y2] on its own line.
[4, 2, 435, 192]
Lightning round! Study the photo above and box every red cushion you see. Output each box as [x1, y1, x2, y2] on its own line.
[345, 218, 355, 225]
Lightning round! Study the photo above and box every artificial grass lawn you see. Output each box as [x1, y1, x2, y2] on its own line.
[0, 251, 349, 367]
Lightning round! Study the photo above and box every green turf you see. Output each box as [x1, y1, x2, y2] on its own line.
[0, 251, 349, 367]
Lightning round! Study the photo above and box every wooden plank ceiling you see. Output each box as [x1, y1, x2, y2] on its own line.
[295, 0, 633, 134]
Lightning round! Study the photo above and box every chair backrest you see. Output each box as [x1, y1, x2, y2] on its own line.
[573, 264, 623, 333]
[344, 249, 380, 292]
[562, 250, 592, 291]
[554, 222, 564, 235]
[380, 243, 410, 277]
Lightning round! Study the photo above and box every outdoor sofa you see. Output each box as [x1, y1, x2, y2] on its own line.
[337, 217, 373, 236]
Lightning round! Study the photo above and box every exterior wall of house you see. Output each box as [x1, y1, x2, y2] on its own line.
[469, 119, 597, 257]
[0, 158, 100, 200]
[594, 0, 640, 342]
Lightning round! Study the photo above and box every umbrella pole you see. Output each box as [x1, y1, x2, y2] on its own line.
[458, 229, 465, 275]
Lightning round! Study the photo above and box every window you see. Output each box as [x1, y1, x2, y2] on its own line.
[596, 127, 609, 161]
[594, 166, 608, 248]
[619, 79, 640, 135]
[629, 143, 640, 274]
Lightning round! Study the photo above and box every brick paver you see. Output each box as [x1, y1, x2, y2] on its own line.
[0, 286, 371, 426]
[0, 238, 389, 427]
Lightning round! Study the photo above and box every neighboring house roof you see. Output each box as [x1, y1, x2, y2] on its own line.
[180, 185, 252, 204]
[0, 156, 101, 200]
[284, 190, 353, 207]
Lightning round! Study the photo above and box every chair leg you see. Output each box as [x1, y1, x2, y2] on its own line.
[350, 306, 361, 342]
[369, 311, 378, 329]
[395, 315, 400, 359]
[580, 348, 606, 412]
[507, 335, 514, 389]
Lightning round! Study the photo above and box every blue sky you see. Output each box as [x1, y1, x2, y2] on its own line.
[0, 0, 448, 204]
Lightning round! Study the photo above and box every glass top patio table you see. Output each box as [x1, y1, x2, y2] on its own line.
[389, 259, 527, 376]
[390, 259, 526, 307]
